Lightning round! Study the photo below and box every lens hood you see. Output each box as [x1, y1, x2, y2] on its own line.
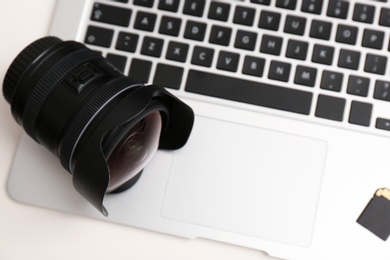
[2, 36, 194, 215]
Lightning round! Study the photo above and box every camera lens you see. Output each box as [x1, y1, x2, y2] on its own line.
[2, 36, 194, 215]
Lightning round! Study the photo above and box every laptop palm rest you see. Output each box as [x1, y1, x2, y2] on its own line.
[161, 116, 327, 247]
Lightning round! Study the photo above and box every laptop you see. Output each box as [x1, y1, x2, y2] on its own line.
[7, 0, 390, 259]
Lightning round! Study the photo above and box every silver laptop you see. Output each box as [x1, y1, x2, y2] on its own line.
[7, 0, 390, 259]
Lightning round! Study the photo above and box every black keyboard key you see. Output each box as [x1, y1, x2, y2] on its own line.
[208, 2, 230, 21]
[116, 32, 139, 52]
[185, 70, 312, 115]
[250, 0, 270, 5]
[166, 41, 189, 62]
[286, 40, 308, 60]
[91, 3, 131, 27]
[327, 0, 349, 19]
[353, 4, 375, 24]
[258, 10, 281, 31]
[128, 58, 152, 83]
[159, 16, 182, 36]
[133, 0, 154, 7]
[338, 49, 361, 70]
[276, 0, 296, 10]
[374, 80, 390, 101]
[184, 20, 207, 41]
[320, 70, 343, 92]
[268, 61, 291, 82]
[141, 36, 164, 57]
[310, 20, 332, 40]
[209, 25, 232, 46]
[84, 26, 114, 47]
[315, 94, 346, 122]
[183, 0, 205, 17]
[347, 76, 370, 97]
[242, 56, 265, 77]
[191, 46, 214, 67]
[233, 6, 255, 26]
[217, 51, 240, 72]
[234, 30, 257, 51]
[362, 29, 384, 50]
[106, 53, 127, 72]
[376, 118, 390, 131]
[349, 101, 372, 127]
[153, 63, 183, 89]
[158, 0, 180, 12]
[134, 11, 157, 32]
[365, 54, 387, 75]
[379, 8, 390, 27]
[260, 35, 283, 55]
[312, 44, 334, 65]
[301, 0, 323, 14]
[284, 15, 306, 36]
[336, 24, 358, 45]
[294, 65, 317, 87]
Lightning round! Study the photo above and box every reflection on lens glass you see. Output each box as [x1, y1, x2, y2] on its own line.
[106, 112, 162, 192]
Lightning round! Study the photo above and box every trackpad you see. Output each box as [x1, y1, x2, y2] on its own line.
[161, 116, 327, 247]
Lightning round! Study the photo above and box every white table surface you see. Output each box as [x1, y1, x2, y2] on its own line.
[0, 1, 277, 259]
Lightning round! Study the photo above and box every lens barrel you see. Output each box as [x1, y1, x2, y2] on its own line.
[3, 37, 194, 215]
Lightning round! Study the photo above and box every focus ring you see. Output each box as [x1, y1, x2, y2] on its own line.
[22, 48, 103, 141]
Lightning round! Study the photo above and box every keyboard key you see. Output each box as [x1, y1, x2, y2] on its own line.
[301, 0, 323, 14]
[184, 20, 207, 41]
[315, 94, 346, 122]
[242, 56, 265, 77]
[106, 53, 127, 72]
[159, 16, 182, 36]
[134, 11, 157, 32]
[336, 24, 358, 45]
[153, 63, 183, 89]
[191, 46, 214, 67]
[91, 3, 131, 27]
[364, 54, 387, 75]
[347, 76, 370, 97]
[84, 26, 114, 47]
[166, 41, 189, 62]
[310, 20, 332, 40]
[320, 70, 343, 92]
[128, 58, 152, 83]
[258, 11, 281, 31]
[183, 0, 205, 17]
[250, 0, 271, 5]
[374, 80, 390, 101]
[208, 2, 230, 21]
[349, 101, 372, 126]
[286, 40, 308, 60]
[158, 0, 180, 12]
[338, 49, 360, 70]
[327, 0, 349, 19]
[217, 51, 240, 72]
[376, 118, 390, 131]
[233, 6, 256, 26]
[353, 4, 375, 24]
[294, 65, 317, 87]
[379, 8, 390, 27]
[312, 44, 334, 65]
[260, 35, 283, 55]
[362, 29, 384, 50]
[116, 32, 139, 52]
[276, 0, 296, 10]
[185, 70, 312, 115]
[209, 26, 232, 46]
[133, 0, 154, 7]
[268, 61, 291, 82]
[284, 15, 306, 36]
[141, 36, 164, 57]
[234, 30, 257, 51]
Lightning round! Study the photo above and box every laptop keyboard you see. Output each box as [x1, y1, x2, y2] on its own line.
[83, 0, 390, 133]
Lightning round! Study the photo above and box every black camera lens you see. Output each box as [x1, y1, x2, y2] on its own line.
[2, 36, 194, 215]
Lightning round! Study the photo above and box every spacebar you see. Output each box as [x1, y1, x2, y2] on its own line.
[185, 70, 313, 115]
